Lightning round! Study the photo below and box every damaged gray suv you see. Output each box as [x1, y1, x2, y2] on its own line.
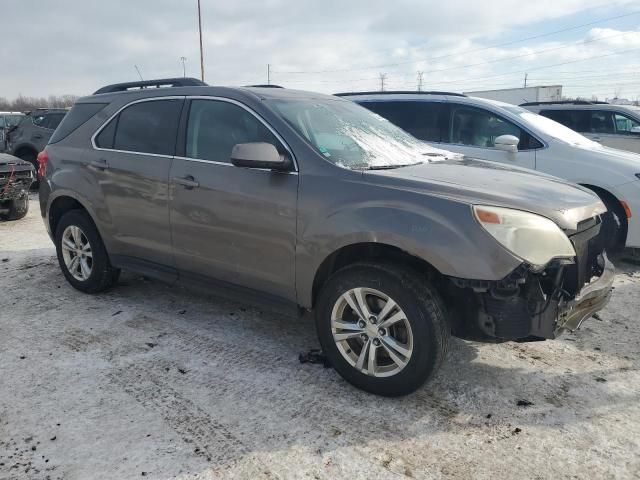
[39, 78, 614, 396]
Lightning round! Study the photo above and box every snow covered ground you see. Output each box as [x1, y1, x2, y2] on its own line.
[1, 194, 639, 479]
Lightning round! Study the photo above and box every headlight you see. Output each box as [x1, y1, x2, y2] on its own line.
[473, 205, 575, 268]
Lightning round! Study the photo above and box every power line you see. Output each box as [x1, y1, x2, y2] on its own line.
[273, 10, 640, 74]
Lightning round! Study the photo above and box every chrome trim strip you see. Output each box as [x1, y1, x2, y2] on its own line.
[90, 94, 298, 172]
[173, 155, 298, 175]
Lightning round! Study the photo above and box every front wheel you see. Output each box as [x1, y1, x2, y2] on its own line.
[315, 263, 450, 397]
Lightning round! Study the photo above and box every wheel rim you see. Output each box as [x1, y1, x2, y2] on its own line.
[331, 287, 413, 378]
[61, 225, 93, 281]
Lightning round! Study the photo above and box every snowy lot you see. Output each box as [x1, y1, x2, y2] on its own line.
[1, 194, 639, 480]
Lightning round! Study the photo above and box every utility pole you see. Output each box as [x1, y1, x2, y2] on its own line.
[197, 0, 205, 82]
[379, 73, 387, 92]
[180, 57, 187, 78]
[134, 65, 143, 81]
[267, 64, 271, 85]
[417, 71, 424, 91]
[524, 73, 528, 88]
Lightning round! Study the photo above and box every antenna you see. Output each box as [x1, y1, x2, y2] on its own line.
[197, 0, 205, 82]
[134, 65, 144, 81]
[267, 64, 271, 85]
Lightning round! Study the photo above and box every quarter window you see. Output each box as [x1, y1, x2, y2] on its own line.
[185, 100, 283, 163]
[448, 106, 540, 150]
[361, 101, 444, 142]
[99, 99, 183, 155]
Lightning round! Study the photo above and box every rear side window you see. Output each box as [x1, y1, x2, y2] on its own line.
[97, 99, 183, 155]
[589, 111, 615, 134]
[50, 104, 106, 144]
[539, 110, 590, 132]
[185, 99, 283, 163]
[361, 101, 444, 142]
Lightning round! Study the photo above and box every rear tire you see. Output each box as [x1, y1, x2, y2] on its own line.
[315, 262, 450, 397]
[54, 210, 119, 293]
[0, 192, 29, 221]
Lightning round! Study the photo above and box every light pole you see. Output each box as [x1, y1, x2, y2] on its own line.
[180, 57, 187, 78]
[197, 0, 205, 82]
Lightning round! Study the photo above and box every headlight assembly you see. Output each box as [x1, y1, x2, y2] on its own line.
[473, 205, 575, 269]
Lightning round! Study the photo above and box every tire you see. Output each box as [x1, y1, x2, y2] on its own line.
[315, 262, 450, 397]
[592, 191, 627, 253]
[0, 192, 29, 221]
[54, 209, 119, 293]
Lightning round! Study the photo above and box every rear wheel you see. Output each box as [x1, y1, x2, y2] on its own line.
[315, 263, 450, 396]
[55, 210, 119, 293]
[0, 192, 29, 221]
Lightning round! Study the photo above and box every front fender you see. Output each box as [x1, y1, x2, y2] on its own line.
[295, 191, 522, 308]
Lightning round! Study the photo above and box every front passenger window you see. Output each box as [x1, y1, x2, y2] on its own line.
[449, 106, 525, 149]
[185, 100, 283, 163]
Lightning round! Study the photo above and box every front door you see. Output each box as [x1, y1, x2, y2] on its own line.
[439, 104, 537, 170]
[169, 98, 298, 301]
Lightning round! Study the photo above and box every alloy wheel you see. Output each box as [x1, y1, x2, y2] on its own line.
[61, 225, 93, 281]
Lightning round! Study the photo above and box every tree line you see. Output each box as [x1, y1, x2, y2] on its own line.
[0, 95, 79, 112]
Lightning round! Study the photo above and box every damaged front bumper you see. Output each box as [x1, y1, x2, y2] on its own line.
[555, 254, 614, 334]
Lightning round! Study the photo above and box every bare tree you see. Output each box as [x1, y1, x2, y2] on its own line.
[0, 94, 79, 111]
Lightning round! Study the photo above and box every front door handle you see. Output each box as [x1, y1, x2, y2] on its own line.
[89, 159, 109, 170]
[173, 175, 199, 189]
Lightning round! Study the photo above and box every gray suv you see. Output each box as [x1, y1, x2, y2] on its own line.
[39, 78, 614, 396]
[8, 108, 67, 169]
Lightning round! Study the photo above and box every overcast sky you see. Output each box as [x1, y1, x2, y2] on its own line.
[1, 0, 639, 100]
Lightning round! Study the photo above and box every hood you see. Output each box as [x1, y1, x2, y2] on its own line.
[365, 157, 605, 230]
[0, 153, 34, 173]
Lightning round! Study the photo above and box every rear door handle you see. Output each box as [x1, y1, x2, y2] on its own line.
[172, 175, 199, 189]
[89, 159, 109, 170]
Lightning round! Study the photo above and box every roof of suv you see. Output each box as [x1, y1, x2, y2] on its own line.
[86, 77, 344, 105]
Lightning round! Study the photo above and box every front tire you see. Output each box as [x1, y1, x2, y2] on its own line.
[55, 210, 119, 293]
[315, 263, 450, 397]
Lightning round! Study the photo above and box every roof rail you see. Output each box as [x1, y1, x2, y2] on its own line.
[519, 100, 609, 107]
[335, 90, 466, 98]
[93, 77, 207, 95]
[244, 84, 284, 88]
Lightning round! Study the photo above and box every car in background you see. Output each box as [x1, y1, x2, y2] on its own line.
[0, 112, 24, 152]
[521, 101, 640, 154]
[7, 108, 67, 170]
[0, 153, 34, 221]
[38, 78, 614, 396]
[339, 91, 640, 252]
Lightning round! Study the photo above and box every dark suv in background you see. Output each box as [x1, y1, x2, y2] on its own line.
[38, 78, 614, 396]
[8, 108, 67, 169]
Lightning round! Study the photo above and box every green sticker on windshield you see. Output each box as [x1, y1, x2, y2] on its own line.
[318, 146, 331, 157]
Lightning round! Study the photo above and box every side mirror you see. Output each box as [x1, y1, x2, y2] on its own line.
[494, 135, 519, 153]
[230, 142, 292, 170]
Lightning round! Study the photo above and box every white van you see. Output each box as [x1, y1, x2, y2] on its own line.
[339, 92, 640, 251]
[521, 101, 640, 154]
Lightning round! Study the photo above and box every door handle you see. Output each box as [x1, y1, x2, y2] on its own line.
[173, 175, 199, 189]
[89, 159, 109, 170]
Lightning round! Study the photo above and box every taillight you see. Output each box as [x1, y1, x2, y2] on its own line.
[37, 149, 48, 179]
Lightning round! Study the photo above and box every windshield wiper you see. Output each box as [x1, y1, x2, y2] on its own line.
[366, 162, 423, 170]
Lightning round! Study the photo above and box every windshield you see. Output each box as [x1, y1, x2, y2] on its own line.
[269, 97, 458, 169]
[503, 105, 598, 147]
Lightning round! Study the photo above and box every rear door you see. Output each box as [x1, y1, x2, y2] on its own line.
[439, 104, 538, 170]
[169, 98, 298, 300]
[89, 97, 184, 270]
